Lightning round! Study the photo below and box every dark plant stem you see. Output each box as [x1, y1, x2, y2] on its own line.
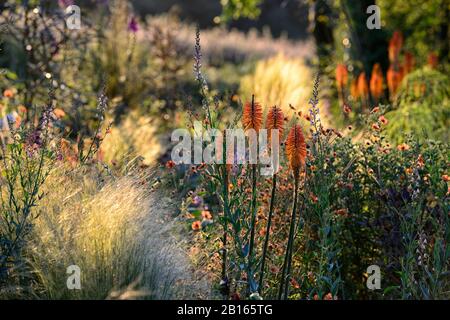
[278, 177, 299, 300]
[258, 172, 277, 294]
[220, 132, 230, 299]
[247, 163, 258, 295]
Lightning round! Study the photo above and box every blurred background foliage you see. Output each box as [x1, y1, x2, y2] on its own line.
[385, 67, 450, 143]
[0, 0, 449, 300]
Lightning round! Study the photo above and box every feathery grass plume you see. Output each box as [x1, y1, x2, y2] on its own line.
[194, 25, 204, 83]
[388, 31, 403, 64]
[27, 167, 206, 300]
[279, 124, 306, 300]
[239, 54, 313, 119]
[370, 63, 384, 101]
[259, 105, 284, 294]
[242, 95, 263, 132]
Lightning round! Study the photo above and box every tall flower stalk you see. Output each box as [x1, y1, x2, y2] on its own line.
[259, 105, 284, 294]
[242, 95, 262, 295]
[278, 124, 306, 300]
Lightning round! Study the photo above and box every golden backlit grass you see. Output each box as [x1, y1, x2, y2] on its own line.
[240, 54, 313, 116]
[25, 164, 200, 299]
[100, 111, 162, 167]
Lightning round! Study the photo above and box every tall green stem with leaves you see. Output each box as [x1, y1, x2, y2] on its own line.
[278, 177, 299, 300]
[258, 172, 277, 293]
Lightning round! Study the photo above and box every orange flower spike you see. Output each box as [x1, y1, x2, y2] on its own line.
[387, 66, 402, 97]
[242, 95, 263, 133]
[370, 63, 384, 100]
[428, 53, 438, 69]
[388, 31, 403, 64]
[335, 64, 348, 91]
[357, 72, 369, 99]
[403, 52, 415, 74]
[285, 124, 307, 180]
[266, 105, 285, 143]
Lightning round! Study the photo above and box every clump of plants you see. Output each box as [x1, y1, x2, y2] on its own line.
[384, 67, 449, 143]
[176, 30, 449, 300]
[0, 90, 58, 290]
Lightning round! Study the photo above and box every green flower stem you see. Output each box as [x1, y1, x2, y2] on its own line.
[258, 172, 277, 294]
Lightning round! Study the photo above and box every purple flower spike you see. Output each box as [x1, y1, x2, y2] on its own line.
[128, 17, 139, 33]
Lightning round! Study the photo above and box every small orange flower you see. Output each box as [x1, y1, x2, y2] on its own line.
[335, 208, 348, 216]
[371, 106, 380, 113]
[242, 96, 263, 132]
[343, 104, 352, 114]
[378, 115, 388, 125]
[290, 278, 300, 289]
[14, 115, 22, 128]
[53, 108, 66, 119]
[372, 123, 380, 131]
[3, 89, 14, 98]
[165, 160, 176, 169]
[191, 221, 202, 231]
[18, 105, 27, 114]
[397, 143, 410, 151]
[405, 168, 413, 175]
[442, 175, 449, 182]
[201, 210, 213, 220]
